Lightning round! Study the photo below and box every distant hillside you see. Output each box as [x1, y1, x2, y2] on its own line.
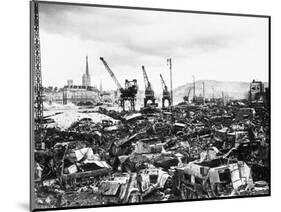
[173, 80, 268, 103]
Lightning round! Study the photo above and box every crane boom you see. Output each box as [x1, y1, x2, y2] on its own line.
[183, 87, 193, 102]
[142, 65, 151, 89]
[187, 87, 193, 97]
[160, 74, 168, 91]
[99, 57, 122, 90]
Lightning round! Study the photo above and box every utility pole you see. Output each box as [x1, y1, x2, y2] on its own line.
[222, 91, 225, 106]
[192, 75, 195, 102]
[167, 58, 173, 107]
[203, 81, 205, 104]
[226, 93, 229, 104]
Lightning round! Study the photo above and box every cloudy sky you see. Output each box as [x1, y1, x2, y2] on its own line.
[39, 3, 269, 93]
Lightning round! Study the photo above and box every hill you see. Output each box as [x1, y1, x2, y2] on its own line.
[173, 80, 268, 103]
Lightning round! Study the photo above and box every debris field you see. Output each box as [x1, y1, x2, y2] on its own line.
[34, 101, 270, 209]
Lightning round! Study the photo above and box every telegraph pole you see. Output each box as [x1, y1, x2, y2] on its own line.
[167, 58, 173, 107]
[192, 75, 195, 102]
[203, 81, 205, 104]
[222, 91, 225, 106]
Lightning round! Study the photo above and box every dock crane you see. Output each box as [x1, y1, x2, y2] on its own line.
[142, 65, 157, 107]
[183, 87, 194, 102]
[100, 57, 138, 111]
[160, 74, 171, 109]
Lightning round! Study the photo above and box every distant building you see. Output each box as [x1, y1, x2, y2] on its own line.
[67, 80, 73, 87]
[82, 55, 91, 87]
[62, 85, 99, 105]
[44, 83, 100, 105]
[43, 55, 105, 105]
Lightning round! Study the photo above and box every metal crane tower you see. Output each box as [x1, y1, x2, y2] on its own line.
[100, 57, 138, 111]
[183, 87, 194, 102]
[32, 2, 43, 131]
[160, 74, 171, 109]
[99, 57, 122, 90]
[142, 66, 157, 107]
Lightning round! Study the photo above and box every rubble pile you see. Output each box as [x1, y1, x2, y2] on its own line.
[34, 102, 270, 208]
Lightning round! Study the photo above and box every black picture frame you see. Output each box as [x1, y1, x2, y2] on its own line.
[30, 1, 271, 211]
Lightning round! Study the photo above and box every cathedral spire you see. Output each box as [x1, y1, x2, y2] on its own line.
[82, 55, 91, 87]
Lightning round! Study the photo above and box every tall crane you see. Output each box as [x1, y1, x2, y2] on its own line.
[33, 2, 43, 132]
[142, 65, 157, 107]
[100, 57, 138, 111]
[183, 87, 194, 102]
[100, 57, 122, 90]
[160, 74, 171, 109]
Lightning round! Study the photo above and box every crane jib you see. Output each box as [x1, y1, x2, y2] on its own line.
[99, 57, 123, 90]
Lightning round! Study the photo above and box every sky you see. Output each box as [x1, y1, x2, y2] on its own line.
[38, 3, 269, 93]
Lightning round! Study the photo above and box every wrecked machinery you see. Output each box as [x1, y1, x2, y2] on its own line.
[173, 159, 253, 199]
[34, 98, 270, 208]
[99, 168, 171, 204]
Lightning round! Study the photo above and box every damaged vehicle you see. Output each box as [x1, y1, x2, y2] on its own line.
[173, 158, 253, 199]
[99, 173, 142, 204]
[54, 144, 112, 187]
